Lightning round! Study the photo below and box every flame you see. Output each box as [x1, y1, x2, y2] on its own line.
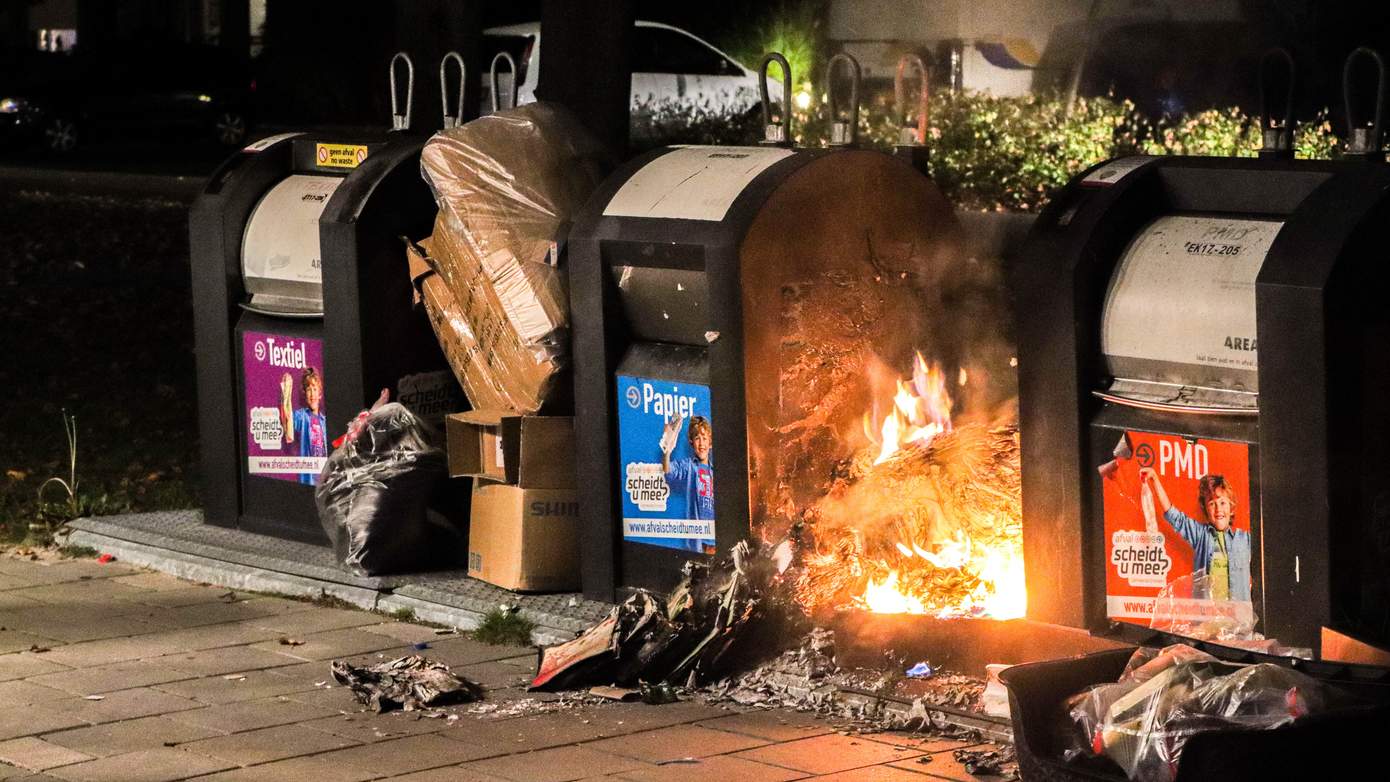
[799, 352, 1026, 621]
[868, 352, 952, 465]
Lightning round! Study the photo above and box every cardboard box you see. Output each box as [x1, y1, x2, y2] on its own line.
[468, 483, 580, 592]
[446, 411, 576, 488]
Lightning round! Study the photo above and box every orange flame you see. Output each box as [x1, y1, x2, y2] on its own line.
[823, 353, 1027, 620]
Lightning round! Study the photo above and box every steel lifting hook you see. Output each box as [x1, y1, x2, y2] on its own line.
[389, 51, 414, 132]
[1258, 48, 1296, 159]
[1343, 47, 1386, 159]
[895, 54, 930, 147]
[490, 51, 518, 114]
[440, 51, 466, 129]
[827, 53, 862, 148]
[758, 52, 793, 147]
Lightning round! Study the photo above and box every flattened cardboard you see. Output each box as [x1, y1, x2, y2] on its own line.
[467, 484, 580, 592]
[446, 411, 576, 488]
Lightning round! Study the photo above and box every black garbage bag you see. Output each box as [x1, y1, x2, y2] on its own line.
[315, 402, 455, 576]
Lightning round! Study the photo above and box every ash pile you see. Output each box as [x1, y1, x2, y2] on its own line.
[528, 540, 999, 737]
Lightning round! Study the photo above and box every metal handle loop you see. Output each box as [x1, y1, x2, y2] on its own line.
[1258, 48, 1296, 158]
[1343, 47, 1385, 155]
[826, 53, 862, 147]
[895, 54, 930, 146]
[758, 52, 793, 146]
[490, 51, 518, 114]
[440, 51, 466, 129]
[389, 51, 414, 131]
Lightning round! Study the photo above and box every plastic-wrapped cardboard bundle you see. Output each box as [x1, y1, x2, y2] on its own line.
[416, 103, 611, 414]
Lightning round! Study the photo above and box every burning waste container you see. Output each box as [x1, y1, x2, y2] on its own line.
[567, 54, 1021, 601]
[190, 54, 462, 542]
[1015, 49, 1390, 657]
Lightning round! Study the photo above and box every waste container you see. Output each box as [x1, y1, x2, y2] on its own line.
[190, 54, 463, 542]
[1014, 50, 1390, 654]
[567, 54, 969, 600]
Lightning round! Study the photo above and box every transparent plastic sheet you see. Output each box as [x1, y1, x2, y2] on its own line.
[1148, 571, 1311, 657]
[314, 402, 456, 576]
[1065, 644, 1332, 782]
[418, 103, 612, 413]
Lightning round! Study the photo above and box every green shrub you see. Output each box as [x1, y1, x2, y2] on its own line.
[634, 88, 1344, 213]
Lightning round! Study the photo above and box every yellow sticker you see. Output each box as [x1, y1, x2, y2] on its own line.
[314, 143, 368, 169]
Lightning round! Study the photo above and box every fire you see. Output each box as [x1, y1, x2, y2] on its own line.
[797, 352, 1026, 621]
[868, 353, 952, 465]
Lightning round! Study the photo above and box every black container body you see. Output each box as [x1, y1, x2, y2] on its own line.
[190, 132, 464, 544]
[1015, 154, 1390, 654]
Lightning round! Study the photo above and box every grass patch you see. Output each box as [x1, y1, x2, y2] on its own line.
[388, 607, 417, 622]
[57, 544, 99, 559]
[472, 608, 536, 646]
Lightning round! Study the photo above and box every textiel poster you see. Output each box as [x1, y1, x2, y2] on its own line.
[1100, 430, 1255, 630]
[616, 374, 716, 553]
[243, 331, 328, 486]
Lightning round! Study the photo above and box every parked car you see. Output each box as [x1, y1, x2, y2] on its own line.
[0, 42, 254, 153]
[481, 21, 778, 125]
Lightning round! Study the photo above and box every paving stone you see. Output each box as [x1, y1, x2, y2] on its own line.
[357, 621, 448, 645]
[125, 588, 239, 609]
[248, 607, 383, 635]
[0, 761, 24, 780]
[0, 562, 137, 587]
[146, 621, 286, 652]
[180, 724, 357, 767]
[887, 743, 1013, 782]
[436, 711, 628, 754]
[461, 746, 653, 782]
[299, 711, 453, 744]
[0, 702, 90, 741]
[45, 748, 233, 782]
[455, 658, 535, 690]
[0, 593, 41, 611]
[315, 734, 499, 777]
[166, 697, 335, 734]
[414, 637, 532, 668]
[382, 767, 513, 782]
[154, 645, 301, 678]
[862, 734, 981, 753]
[578, 702, 732, 735]
[0, 738, 92, 772]
[43, 716, 225, 759]
[36, 635, 188, 670]
[0, 574, 27, 591]
[814, 764, 939, 781]
[0, 610, 166, 644]
[733, 734, 923, 775]
[118, 600, 287, 630]
[0, 680, 71, 707]
[281, 685, 361, 712]
[182, 754, 380, 782]
[25, 660, 191, 696]
[696, 711, 834, 742]
[613, 754, 806, 782]
[109, 573, 190, 592]
[8, 581, 147, 609]
[154, 669, 311, 705]
[246, 628, 410, 662]
[588, 725, 769, 762]
[0, 629, 60, 655]
[72, 687, 205, 724]
[0, 653, 69, 683]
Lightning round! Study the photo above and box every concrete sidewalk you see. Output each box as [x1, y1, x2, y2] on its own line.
[0, 552, 1011, 782]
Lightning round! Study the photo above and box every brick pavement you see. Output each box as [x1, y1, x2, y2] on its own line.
[0, 553, 1010, 781]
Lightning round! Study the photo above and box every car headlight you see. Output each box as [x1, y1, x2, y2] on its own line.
[0, 97, 28, 114]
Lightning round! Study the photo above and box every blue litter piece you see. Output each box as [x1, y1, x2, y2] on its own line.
[906, 661, 934, 678]
[412, 642, 431, 651]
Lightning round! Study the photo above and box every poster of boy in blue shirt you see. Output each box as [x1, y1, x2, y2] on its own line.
[660, 414, 714, 522]
[1140, 467, 1252, 602]
[279, 367, 327, 485]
